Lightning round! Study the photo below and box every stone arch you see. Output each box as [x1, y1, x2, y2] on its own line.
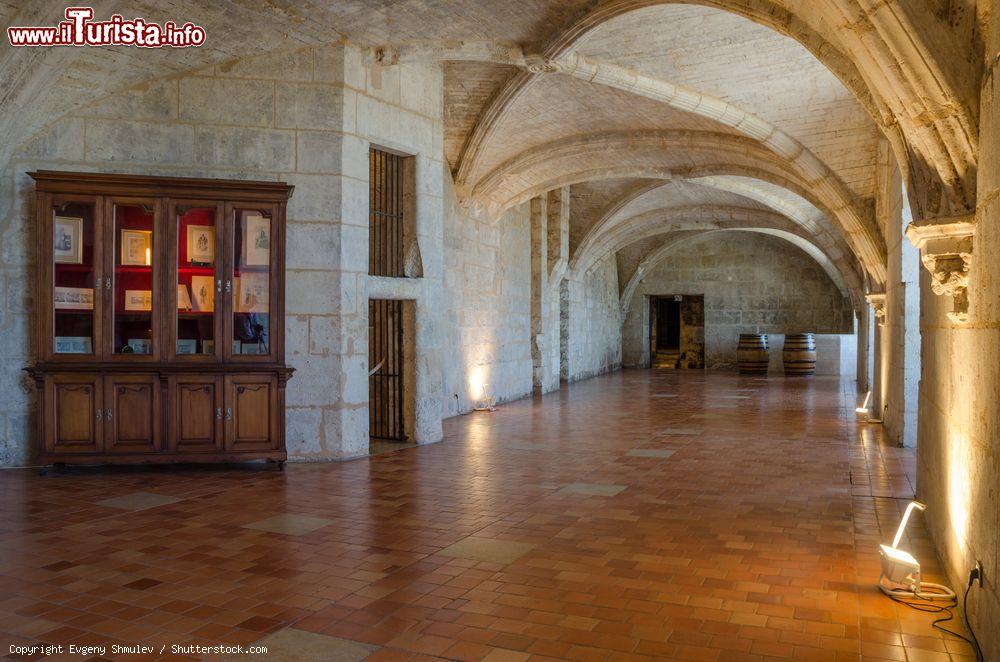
[473, 130, 885, 283]
[454, 0, 975, 218]
[568, 205, 863, 308]
[617, 228, 861, 319]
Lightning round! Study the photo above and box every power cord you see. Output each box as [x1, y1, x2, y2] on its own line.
[878, 574, 984, 661]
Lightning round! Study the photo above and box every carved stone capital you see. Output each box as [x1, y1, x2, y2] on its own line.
[905, 215, 974, 323]
[866, 292, 887, 327]
[523, 54, 563, 74]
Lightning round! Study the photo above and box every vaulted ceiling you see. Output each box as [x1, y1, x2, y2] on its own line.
[2, 0, 983, 299]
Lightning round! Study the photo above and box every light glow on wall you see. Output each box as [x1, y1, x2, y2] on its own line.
[946, 431, 972, 554]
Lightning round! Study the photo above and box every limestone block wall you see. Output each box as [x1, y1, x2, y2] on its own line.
[0, 44, 448, 464]
[917, 8, 1000, 655]
[621, 232, 853, 369]
[564, 255, 623, 381]
[441, 179, 533, 415]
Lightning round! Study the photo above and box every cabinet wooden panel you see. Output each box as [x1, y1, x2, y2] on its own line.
[169, 376, 222, 453]
[105, 375, 160, 453]
[45, 374, 103, 453]
[225, 375, 278, 452]
[29, 171, 293, 466]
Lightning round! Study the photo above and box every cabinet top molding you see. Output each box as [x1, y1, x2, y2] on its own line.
[29, 170, 295, 201]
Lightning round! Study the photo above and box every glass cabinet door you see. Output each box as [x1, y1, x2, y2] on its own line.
[228, 206, 274, 359]
[174, 203, 221, 358]
[110, 200, 157, 357]
[51, 197, 100, 358]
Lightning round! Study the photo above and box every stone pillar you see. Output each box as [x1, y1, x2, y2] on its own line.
[867, 293, 886, 422]
[547, 186, 569, 276]
[856, 306, 870, 393]
[530, 195, 548, 394]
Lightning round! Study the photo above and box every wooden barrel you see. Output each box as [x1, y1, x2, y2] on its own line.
[737, 334, 769, 374]
[783, 333, 817, 376]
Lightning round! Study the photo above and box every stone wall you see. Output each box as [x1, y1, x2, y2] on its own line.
[564, 256, 623, 381]
[621, 232, 853, 369]
[916, 6, 1000, 656]
[0, 44, 626, 465]
[0, 44, 450, 464]
[441, 178, 533, 415]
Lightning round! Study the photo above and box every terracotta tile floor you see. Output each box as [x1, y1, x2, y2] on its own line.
[0, 370, 976, 661]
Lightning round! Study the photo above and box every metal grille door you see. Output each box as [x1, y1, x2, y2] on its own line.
[369, 147, 405, 277]
[369, 299, 405, 441]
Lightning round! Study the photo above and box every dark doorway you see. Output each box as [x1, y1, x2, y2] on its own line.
[649, 295, 705, 369]
[656, 299, 681, 351]
[369, 299, 406, 442]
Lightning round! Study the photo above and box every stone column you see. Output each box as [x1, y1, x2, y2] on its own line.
[856, 305, 870, 393]
[867, 293, 886, 422]
[530, 196, 548, 394]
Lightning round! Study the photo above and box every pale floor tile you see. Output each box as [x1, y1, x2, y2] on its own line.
[236, 628, 376, 661]
[557, 482, 627, 496]
[243, 514, 334, 536]
[626, 448, 676, 458]
[658, 427, 704, 436]
[96, 492, 182, 511]
[438, 536, 536, 564]
[506, 441, 550, 451]
[483, 650, 531, 661]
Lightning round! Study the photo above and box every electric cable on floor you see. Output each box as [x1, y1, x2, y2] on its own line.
[879, 576, 984, 661]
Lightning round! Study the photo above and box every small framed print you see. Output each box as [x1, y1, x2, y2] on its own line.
[202, 340, 215, 355]
[121, 229, 152, 266]
[190, 275, 214, 312]
[127, 338, 151, 354]
[177, 284, 193, 310]
[176, 339, 197, 354]
[186, 225, 215, 264]
[54, 336, 92, 354]
[241, 342, 265, 355]
[236, 272, 269, 313]
[124, 289, 152, 311]
[53, 216, 83, 264]
[243, 212, 270, 266]
[232, 340, 242, 354]
[53, 286, 94, 310]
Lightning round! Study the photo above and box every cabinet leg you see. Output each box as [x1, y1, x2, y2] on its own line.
[268, 459, 286, 471]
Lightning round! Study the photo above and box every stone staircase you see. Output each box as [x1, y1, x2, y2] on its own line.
[652, 350, 680, 369]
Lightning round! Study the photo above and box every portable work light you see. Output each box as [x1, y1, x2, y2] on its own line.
[878, 500, 955, 600]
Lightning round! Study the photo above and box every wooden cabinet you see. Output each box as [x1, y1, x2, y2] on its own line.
[28, 171, 294, 467]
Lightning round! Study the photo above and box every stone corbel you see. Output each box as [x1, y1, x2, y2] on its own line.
[866, 293, 887, 327]
[905, 215, 975, 324]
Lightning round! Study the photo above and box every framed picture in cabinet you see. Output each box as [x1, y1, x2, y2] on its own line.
[121, 229, 152, 266]
[190, 275, 214, 312]
[53, 286, 94, 310]
[243, 212, 270, 266]
[53, 216, 83, 264]
[186, 224, 215, 264]
[124, 289, 152, 311]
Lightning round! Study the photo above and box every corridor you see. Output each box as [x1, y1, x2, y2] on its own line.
[0, 372, 974, 661]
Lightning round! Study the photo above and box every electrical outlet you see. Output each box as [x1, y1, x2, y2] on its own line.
[969, 561, 983, 588]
